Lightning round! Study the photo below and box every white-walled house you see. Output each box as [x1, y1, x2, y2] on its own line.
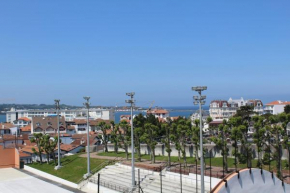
[264, 100, 290, 115]
[13, 117, 31, 128]
[0, 123, 19, 135]
[147, 108, 169, 119]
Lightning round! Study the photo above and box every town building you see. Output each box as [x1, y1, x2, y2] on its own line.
[13, 117, 31, 128]
[0, 123, 19, 135]
[5, 107, 115, 123]
[20, 124, 32, 135]
[31, 116, 67, 134]
[210, 97, 264, 120]
[264, 100, 290, 115]
[66, 119, 111, 134]
[147, 108, 169, 119]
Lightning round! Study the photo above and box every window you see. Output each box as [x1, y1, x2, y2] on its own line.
[36, 122, 41, 126]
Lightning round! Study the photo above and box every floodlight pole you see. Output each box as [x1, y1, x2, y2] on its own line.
[126, 92, 136, 190]
[84, 96, 91, 178]
[192, 86, 207, 193]
[54, 99, 61, 170]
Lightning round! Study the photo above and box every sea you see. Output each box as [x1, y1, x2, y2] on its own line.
[0, 114, 5, 123]
[114, 106, 209, 123]
[0, 106, 210, 124]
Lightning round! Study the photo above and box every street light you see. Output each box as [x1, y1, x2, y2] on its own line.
[125, 92, 136, 190]
[54, 99, 61, 170]
[83, 96, 91, 179]
[192, 86, 207, 193]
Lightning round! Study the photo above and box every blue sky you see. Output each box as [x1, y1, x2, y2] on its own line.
[0, 1, 289, 107]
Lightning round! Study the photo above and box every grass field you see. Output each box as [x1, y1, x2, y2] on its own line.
[28, 154, 107, 183]
[98, 152, 288, 171]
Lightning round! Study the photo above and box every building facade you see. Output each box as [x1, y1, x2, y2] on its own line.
[210, 98, 264, 120]
[6, 108, 115, 123]
[264, 100, 290, 115]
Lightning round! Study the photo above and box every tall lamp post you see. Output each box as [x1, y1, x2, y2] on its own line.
[192, 86, 207, 193]
[125, 92, 136, 189]
[54, 99, 61, 170]
[84, 96, 91, 178]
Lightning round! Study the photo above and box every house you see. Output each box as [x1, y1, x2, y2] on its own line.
[21, 145, 62, 163]
[67, 119, 111, 134]
[147, 108, 169, 119]
[32, 116, 67, 134]
[210, 100, 236, 120]
[59, 144, 83, 154]
[264, 100, 290, 115]
[20, 124, 32, 135]
[0, 123, 19, 135]
[13, 117, 31, 128]
[210, 98, 264, 120]
[0, 134, 24, 148]
[71, 133, 101, 146]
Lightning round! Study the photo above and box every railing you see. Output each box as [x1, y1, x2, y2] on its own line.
[77, 157, 119, 189]
[89, 177, 131, 193]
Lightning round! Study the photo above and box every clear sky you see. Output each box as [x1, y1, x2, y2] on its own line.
[0, 1, 289, 107]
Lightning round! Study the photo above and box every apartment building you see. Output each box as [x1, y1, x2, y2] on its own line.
[210, 97, 264, 120]
[6, 108, 115, 123]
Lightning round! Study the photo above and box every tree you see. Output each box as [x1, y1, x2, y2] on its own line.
[141, 123, 158, 163]
[42, 135, 59, 165]
[284, 105, 290, 114]
[212, 120, 230, 173]
[110, 121, 119, 153]
[161, 119, 173, 166]
[118, 120, 131, 160]
[176, 118, 191, 166]
[133, 113, 146, 162]
[30, 133, 44, 164]
[252, 116, 267, 168]
[98, 121, 110, 152]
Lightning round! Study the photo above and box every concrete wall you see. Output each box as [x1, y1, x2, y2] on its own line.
[0, 145, 19, 168]
[215, 168, 290, 193]
[106, 143, 290, 160]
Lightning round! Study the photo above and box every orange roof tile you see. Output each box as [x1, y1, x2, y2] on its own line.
[21, 124, 31, 132]
[18, 117, 31, 122]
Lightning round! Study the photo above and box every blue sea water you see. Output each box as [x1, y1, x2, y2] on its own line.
[0, 115, 6, 123]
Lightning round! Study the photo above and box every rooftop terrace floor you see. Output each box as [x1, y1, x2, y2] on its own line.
[0, 168, 74, 193]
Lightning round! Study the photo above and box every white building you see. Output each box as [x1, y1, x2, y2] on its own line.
[210, 98, 264, 120]
[13, 117, 31, 128]
[147, 108, 169, 119]
[264, 100, 290, 115]
[0, 123, 19, 135]
[6, 108, 115, 123]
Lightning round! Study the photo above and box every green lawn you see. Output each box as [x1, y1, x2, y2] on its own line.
[27, 154, 107, 183]
[98, 152, 288, 171]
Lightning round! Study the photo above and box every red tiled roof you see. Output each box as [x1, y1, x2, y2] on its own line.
[18, 117, 31, 122]
[58, 144, 81, 152]
[21, 124, 31, 132]
[0, 123, 16, 130]
[19, 151, 31, 158]
[266, 100, 290, 106]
